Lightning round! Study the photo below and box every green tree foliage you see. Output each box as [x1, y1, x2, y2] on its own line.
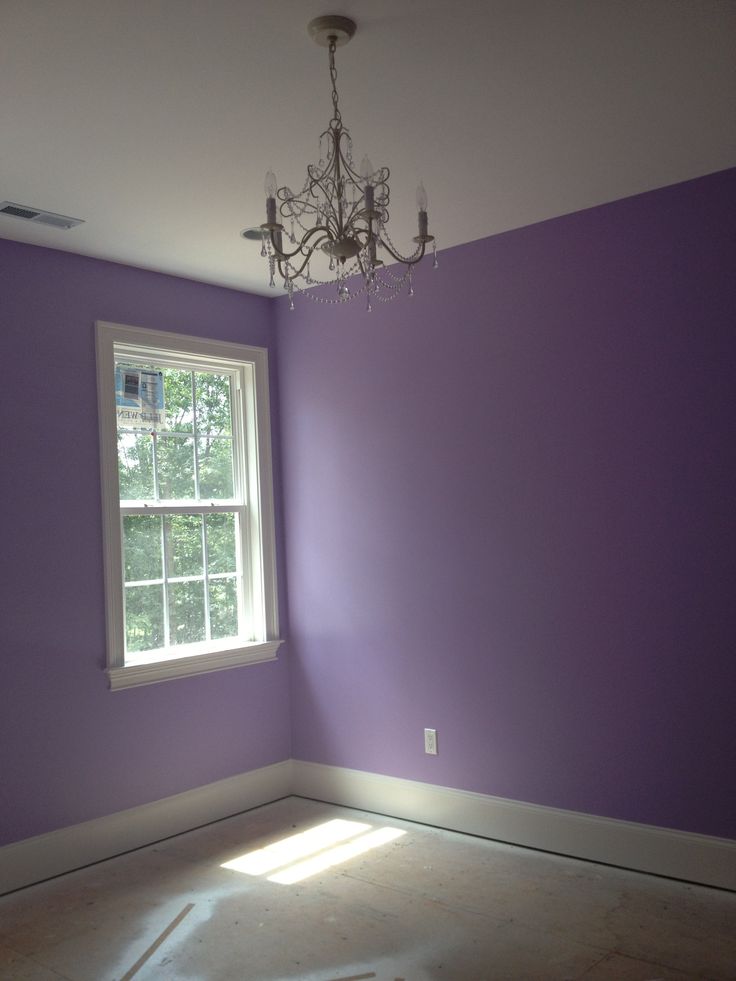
[119, 365, 240, 653]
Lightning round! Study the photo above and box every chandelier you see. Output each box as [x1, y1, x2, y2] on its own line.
[259, 15, 437, 311]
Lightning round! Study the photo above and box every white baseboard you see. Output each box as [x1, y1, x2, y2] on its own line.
[292, 761, 736, 892]
[0, 760, 292, 896]
[3, 759, 733, 895]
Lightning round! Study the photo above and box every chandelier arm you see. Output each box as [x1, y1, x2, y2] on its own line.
[269, 224, 333, 261]
[298, 227, 332, 255]
[346, 202, 368, 233]
[353, 227, 373, 249]
[379, 239, 429, 266]
[268, 229, 298, 262]
[278, 249, 314, 281]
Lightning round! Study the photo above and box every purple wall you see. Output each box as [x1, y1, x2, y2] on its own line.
[0, 242, 290, 845]
[276, 168, 736, 839]
[2, 168, 734, 849]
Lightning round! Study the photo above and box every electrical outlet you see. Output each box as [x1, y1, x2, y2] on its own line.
[424, 728, 438, 755]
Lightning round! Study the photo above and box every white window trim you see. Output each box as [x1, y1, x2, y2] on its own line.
[96, 321, 282, 690]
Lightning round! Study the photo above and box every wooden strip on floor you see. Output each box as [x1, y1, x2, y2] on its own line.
[120, 902, 195, 980]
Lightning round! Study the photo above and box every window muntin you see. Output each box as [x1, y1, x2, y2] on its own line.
[96, 322, 280, 689]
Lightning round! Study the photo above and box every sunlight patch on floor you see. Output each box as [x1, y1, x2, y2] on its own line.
[221, 818, 406, 885]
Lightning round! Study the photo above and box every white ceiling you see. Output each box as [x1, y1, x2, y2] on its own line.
[1, 0, 734, 296]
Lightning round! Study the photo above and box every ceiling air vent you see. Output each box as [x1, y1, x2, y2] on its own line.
[0, 201, 84, 230]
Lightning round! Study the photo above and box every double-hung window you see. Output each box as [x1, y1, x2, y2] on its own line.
[96, 321, 281, 689]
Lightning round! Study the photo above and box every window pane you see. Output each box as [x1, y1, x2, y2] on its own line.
[206, 513, 237, 574]
[165, 514, 203, 579]
[209, 577, 239, 640]
[163, 368, 194, 433]
[169, 581, 206, 646]
[157, 435, 195, 499]
[123, 515, 162, 582]
[118, 433, 154, 500]
[197, 437, 234, 499]
[195, 372, 232, 435]
[125, 584, 164, 653]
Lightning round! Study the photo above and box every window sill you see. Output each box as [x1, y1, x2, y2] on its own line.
[107, 639, 283, 690]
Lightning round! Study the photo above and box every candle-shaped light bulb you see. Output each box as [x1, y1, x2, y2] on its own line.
[264, 170, 278, 227]
[416, 182, 429, 239]
[264, 169, 278, 198]
[360, 155, 374, 184]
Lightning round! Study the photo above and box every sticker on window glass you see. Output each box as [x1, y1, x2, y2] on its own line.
[115, 365, 166, 430]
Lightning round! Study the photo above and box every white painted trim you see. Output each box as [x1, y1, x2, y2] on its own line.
[0, 761, 293, 896]
[3, 761, 733, 896]
[291, 762, 736, 892]
[107, 639, 283, 689]
[94, 321, 281, 688]
[95, 322, 126, 668]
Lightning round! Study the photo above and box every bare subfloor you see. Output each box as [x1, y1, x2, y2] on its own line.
[0, 797, 733, 980]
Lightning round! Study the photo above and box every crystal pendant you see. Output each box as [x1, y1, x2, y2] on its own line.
[433, 241, 439, 269]
[268, 256, 275, 288]
[260, 232, 267, 259]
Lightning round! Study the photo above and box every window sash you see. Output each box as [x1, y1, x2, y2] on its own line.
[121, 507, 245, 654]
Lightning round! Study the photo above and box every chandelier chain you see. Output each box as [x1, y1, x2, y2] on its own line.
[328, 38, 341, 126]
